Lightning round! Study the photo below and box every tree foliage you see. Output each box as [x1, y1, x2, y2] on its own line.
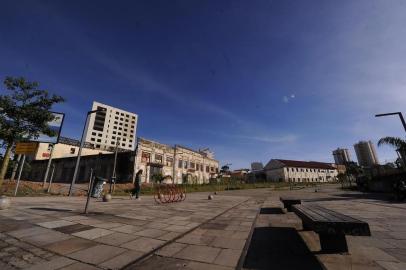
[0, 76, 65, 185]
[0, 77, 64, 144]
[378, 136, 406, 150]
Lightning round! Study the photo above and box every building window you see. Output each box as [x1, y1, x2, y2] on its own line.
[166, 157, 173, 166]
[155, 154, 163, 163]
[120, 118, 123, 121]
[113, 131, 116, 134]
[178, 159, 183, 168]
[200, 164, 203, 171]
[190, 162, 195, 169]
[115, 116, 118, 120]
[141, 152, 151, 163]
[97, 139, 101, 142]
[184, 161, 188, 169]
[216, 168, 219, 173]
[70, 148, 75, 154]
[122, 143, 125, 146]
[122, 138, 126, 141]
[111, 142, 115, 145]
[210, 167, 214, 172]
[132, 116, 135, 119]
[91, 138, 95, 141]
[129, 145, 132, 148]
[116, 112, 119, 115]
[96, 144, 100, 148]
[98, 134, 102, 137]
[206, 166, 209, 172]
[112, 136, 116, 139]
[92, 132, 96, 135]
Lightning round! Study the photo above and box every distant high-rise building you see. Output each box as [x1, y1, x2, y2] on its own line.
[251, 162, 264, 171]
[85, 101, 138, 151]
[332, 148, 351, 165]
[354, 140, 379, 167]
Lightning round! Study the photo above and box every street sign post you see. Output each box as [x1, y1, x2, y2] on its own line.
[15, 142, 39, 155]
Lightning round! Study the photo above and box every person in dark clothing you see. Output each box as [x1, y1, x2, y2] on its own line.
[131, 169, 143, 200]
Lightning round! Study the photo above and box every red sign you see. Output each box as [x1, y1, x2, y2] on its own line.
[42, 152, 50, 157]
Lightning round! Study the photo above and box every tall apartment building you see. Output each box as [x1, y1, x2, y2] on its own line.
[332, 148, 351, 165]
[85, 101, 138, 151]
[354, 140, 379, 167]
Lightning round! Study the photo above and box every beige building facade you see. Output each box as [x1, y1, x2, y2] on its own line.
[135, 138, 219, 184]
[33, 137, 111, 160]
[264, 159, 338, 183]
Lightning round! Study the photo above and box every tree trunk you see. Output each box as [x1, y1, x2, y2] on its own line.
[0, 143, 13, 188]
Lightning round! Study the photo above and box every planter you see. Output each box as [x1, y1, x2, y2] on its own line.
[208, 195, 213, 200]
[102, 193, 112, 202]
[0, 196, 11, 210]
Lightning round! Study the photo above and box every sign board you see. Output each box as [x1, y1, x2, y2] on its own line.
[15, 142, 39, 155]
[32, 112, 65, 144]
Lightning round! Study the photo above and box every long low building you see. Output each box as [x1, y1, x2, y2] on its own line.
[264, 159, 338, 182]
[26, 137, 219, 184]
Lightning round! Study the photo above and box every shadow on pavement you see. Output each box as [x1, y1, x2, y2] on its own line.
[333, 192, 393, 201]
[30, 207, 73, 212]
[243, 227, 323, 270]
[260, 207, 284, 214]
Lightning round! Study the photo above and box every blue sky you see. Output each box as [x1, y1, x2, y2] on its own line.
[1, 0, 406, 169]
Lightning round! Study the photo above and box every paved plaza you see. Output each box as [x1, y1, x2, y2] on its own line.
[0, 185, 406, 269]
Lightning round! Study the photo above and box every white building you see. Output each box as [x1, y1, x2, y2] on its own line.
[135, 138, 219, 184]
[85, 101, 138, 151]
[264, 159, 338, 182]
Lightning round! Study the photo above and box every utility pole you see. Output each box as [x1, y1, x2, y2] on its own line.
[43, 143, 55, 187]
[110, 138, 120, 194]
[69, 108, 105, 196]
[14, 155, 26, 196]
[172, 145, 177, 184]
[10, 154, 21, 181]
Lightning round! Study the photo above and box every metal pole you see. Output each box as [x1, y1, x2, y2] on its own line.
[172, 145, 177, 184]
[47, 164, 55, 193]
[10, 154, 21, 181]
[84, 169, 95, 214]
[110, 139, 120, 194]
[69, 113, 90, 196]
[43, 144, 55, 187]
[14, 155, 26, 196]
[397, 113, 406, 133]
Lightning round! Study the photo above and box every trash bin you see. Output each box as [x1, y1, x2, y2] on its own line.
[91, 177, 106, 198]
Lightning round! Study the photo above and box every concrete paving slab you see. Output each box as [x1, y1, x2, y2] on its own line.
[43, 237, 97, 255]
[26, 256, 75, 270]
[173, 244, 221, 263]
[99, 250, 144, 269]
[36, 220, 75, 229]
[213, 249, 242, 267]
[156, 242, 188, 257]
[67, 244, 127, 264]
[94, 232, 139, 246]
[72, 228, 114, 240]
[121, 237, 165, 252]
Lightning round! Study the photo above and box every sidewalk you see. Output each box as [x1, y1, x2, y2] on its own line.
[0, 192, 253, 270]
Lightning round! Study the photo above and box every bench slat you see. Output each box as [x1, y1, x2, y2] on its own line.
[292, 204, 371, 236]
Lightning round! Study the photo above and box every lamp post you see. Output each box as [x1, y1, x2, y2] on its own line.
[375, 112, 406, 133]
[68, 108, 106, 196]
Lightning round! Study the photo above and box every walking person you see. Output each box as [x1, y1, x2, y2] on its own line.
[131, 169, 143, 200]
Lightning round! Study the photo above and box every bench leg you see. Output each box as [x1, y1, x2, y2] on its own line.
[319, 233, 348, 253]
[286, 204, 293, 212]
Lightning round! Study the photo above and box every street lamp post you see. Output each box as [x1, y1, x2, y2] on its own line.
[375, 112, 406, 133]
[68, 108, 106, 196]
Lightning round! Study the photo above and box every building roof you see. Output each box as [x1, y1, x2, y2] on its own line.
[275, 159, 335, 170]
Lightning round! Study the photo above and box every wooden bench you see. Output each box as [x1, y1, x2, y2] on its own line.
[292, 204, 371, 253]
[280, 197, 301, 212]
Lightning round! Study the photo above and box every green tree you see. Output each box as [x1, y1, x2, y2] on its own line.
[378, 136, 406, 167]
[0, 77, 64, 188]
